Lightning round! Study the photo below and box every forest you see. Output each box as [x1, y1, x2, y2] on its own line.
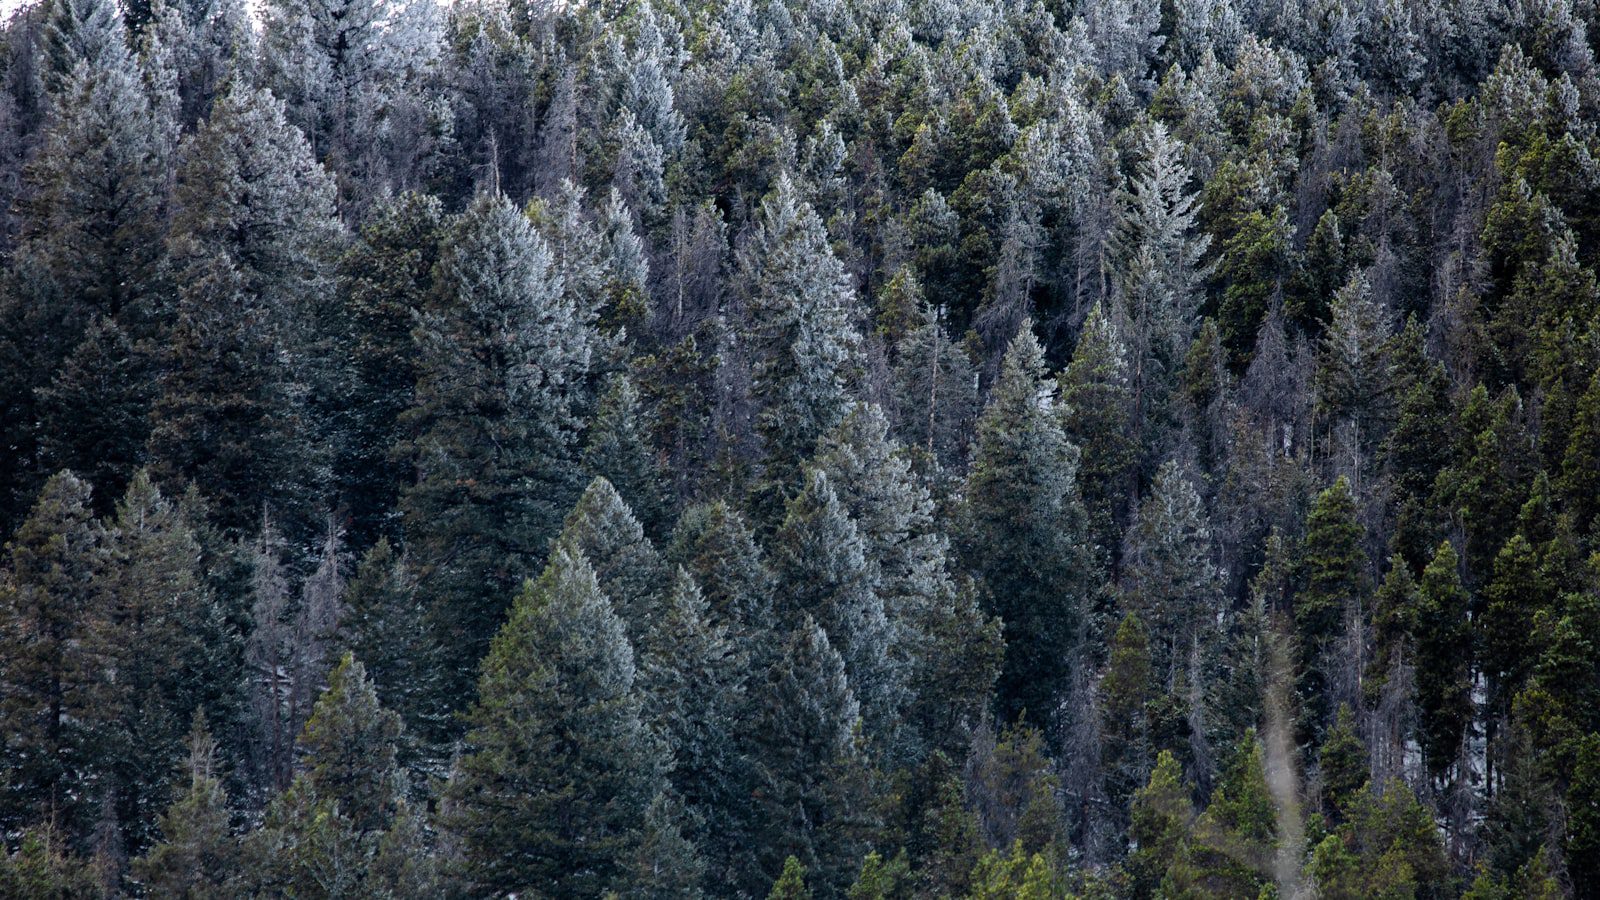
[0, 0, 1598, 894]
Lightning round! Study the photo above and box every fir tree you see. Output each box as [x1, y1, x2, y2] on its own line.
[443, 541, 669, 896]
[342, 538, 445, 757]
[1060, 301, 1138, 558]
[771, 469, 904, 756]
[667, 500, 778, 650]
[1120, 460, 1220, 685]
[583, 373, 675, 540]
[1297, 477, 1368, 738]
[639, 568, 747, 888]
[736, 173, 865, 503]
[131, 715, 237, 898]
[959, 323, 1096, 726]
[81, 470, 215, 853]
[1126, 750, 1193, 899]
[810, 403, 1001, 758]
[335, 191, 445, 548]
[1415, 541, 1473, 782]
[558, 477, 670, 649]
[0, 471, 103, 842]
[399, 191, 594, 713]
[147, 80, 343, 541]
[747, 618, 876, 897]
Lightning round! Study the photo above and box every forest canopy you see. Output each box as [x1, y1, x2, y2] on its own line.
[1, 0, 1600, 895]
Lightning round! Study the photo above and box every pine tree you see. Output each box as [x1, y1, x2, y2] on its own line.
[1415, 541, 1473, 782]
[667, 500, 778, 649]
[297, 654, 405, 836]
[147, 81, 343, 541]
[0, 471, 103, 842]
[131, 715, 237, 898]
[1297, 477, 1368, 737]
[639, 568, 747, 888]
[810, 403, 1000, 758]
[399, 191, 594, 713]
[1126, 750, 1193, 900]
[769, 856, 813, 900]
[443, 541, 668, 896]
[1314, 271, 1395, 464]
[243, 518, 296, 794]
[1317, 704, 1369, 822]
[80, 471, 215, 853]
[890, 300, 979, 470]
[1100, 613, 1158, 831]
[746, 618, 876, 897]
[736, 173, 865, 501]
[584, 373, 675, 540]
[1165, 731, 1275, 897]
[1120, 460, 1220, 684]
[342, 538, 445, 758]
[558, 477, 670, 649]
[959, 323, 1097, 725]
[771, 469, 903, 755]
[1110, 120, 1211, 456]
[335, 191, 445, 548]
[1060, 301, 1138, 557]
[0, 16, 172, 522]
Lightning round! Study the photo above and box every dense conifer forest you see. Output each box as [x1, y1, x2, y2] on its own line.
[2, 0, 1600, 894]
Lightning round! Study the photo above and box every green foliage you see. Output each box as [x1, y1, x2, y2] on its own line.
[443, 542, 671, 896]
[959, 324, 1096, 724]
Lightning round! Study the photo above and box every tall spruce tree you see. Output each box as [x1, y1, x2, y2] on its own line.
[335, 191, 444, 548]
[558, 477, 671, 650]
[80, 471, 215, 853]
[1416, 541, 1473, 783]
[584, 372, 675, 540]
[1060, 300, 1138, 558]
[1120, 460, 1221, 686]
[147, 80, 343, 542]
[0, 472, 104, 843]
[131, 715, 237, 898]
[959, 323, 1097, 726]
[1297, 477, 1368, 738]
[771, 468, 904, 757]
[736, 173, 865, 508]
[443, 541, 675, 896]
[399, 191, 594, 713]
[746, 618, 876, 898]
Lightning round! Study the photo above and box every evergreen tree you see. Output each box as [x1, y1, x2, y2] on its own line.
[1297, 477, 1368, 737]
[736, 173, 865, 503]
[746, 618, 875, 897]
[810, 403, 1001, 759]
[959, 323, 1096, 726]
[335, 191, 444, 548]
[1126, 750, 1193, 900]
[1120, 460, 1220, 685]
[1100, 612, 1158, 836]
[1317, 704, 1369, 822]
[131, 715, 237, 898]
[640, 568, 747, 889]
[443, 541, 670, 896]
[558, 476, 670, 649]
[0, 471, 103, 842]
[399, 191, 594, 712]
[771, 469, 904, 756]
[890, 299, 979, 470]
[342, 538, 445, 757]
[147, 80, 343, 541]
[81, 471, 215, 853]
[1165, 731, 1275, 897]
[583, 373, 675, 540]
[667, 500, 778, 649]
[1060, 301, 1138, 556]
[1415, 541, 1473, 782]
